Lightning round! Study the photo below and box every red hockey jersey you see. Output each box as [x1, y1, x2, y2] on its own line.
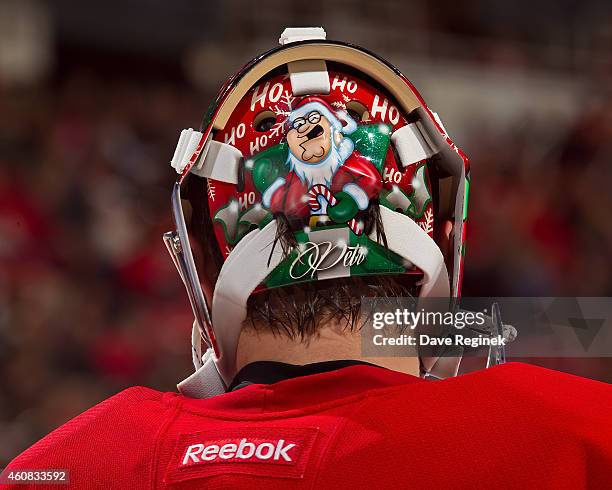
[5, 363, 612, 489]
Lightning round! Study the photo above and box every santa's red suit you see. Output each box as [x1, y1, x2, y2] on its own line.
[268, 152, 381, 219]
[4, 363, 612, 489]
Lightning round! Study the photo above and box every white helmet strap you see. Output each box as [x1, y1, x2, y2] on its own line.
[177, 205, 450, 395]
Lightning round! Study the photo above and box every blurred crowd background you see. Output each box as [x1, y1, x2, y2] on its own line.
[1, 0, 611, 464]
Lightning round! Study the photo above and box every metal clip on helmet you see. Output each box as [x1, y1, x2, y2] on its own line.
[164, 27, 473, 397]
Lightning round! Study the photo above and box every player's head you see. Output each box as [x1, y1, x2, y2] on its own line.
[165, 28, 470, 390]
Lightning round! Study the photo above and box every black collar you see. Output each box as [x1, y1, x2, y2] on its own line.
[228, 360, 380, 392]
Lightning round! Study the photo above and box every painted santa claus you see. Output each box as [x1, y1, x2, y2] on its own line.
[255, 97, 382, 229]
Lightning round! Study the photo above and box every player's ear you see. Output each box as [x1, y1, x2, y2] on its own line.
[436, 219, 454, 265]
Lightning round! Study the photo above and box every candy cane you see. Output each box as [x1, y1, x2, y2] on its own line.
[348, 218, 363, 235]
[307, 185, 363, 235]
[308, 184, 336, 210]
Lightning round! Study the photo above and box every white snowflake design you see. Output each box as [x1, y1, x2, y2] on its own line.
[268, 90, 295, 139]
[207, 180, 216, 202]
[418, 208, 434, 234]
[271, 90, 295, 118]
[270, 121, 284, 139]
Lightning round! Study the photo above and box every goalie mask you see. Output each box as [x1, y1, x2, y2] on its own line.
[165, 28, 472, 396]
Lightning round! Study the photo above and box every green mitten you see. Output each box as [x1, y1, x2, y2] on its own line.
[328, 191, 359, 223]
[249, 144, 289, 194]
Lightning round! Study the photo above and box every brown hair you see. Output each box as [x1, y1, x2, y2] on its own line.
[245, 275, 416, 339]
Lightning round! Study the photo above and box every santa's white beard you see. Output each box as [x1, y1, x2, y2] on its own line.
[287, 133, 353, 188]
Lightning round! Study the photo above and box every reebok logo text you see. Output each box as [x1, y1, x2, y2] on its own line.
[182, 438, 296, 465]
[166, 427, 318, 483]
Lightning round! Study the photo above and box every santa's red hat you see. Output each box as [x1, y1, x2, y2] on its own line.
[292, 96, 336, 113]
[288, 96, 356, 133]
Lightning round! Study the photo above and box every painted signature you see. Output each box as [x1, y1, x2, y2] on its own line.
[289, 241, 366, 279]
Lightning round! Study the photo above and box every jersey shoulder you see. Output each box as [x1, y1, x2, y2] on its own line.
[376, 362, 612, 431]
[388, 361, 611, 403]
[6, 386, 176, 488]
[324, 363, 612, 488]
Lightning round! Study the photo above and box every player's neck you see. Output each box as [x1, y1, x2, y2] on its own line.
[236, 323, 420, 377]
